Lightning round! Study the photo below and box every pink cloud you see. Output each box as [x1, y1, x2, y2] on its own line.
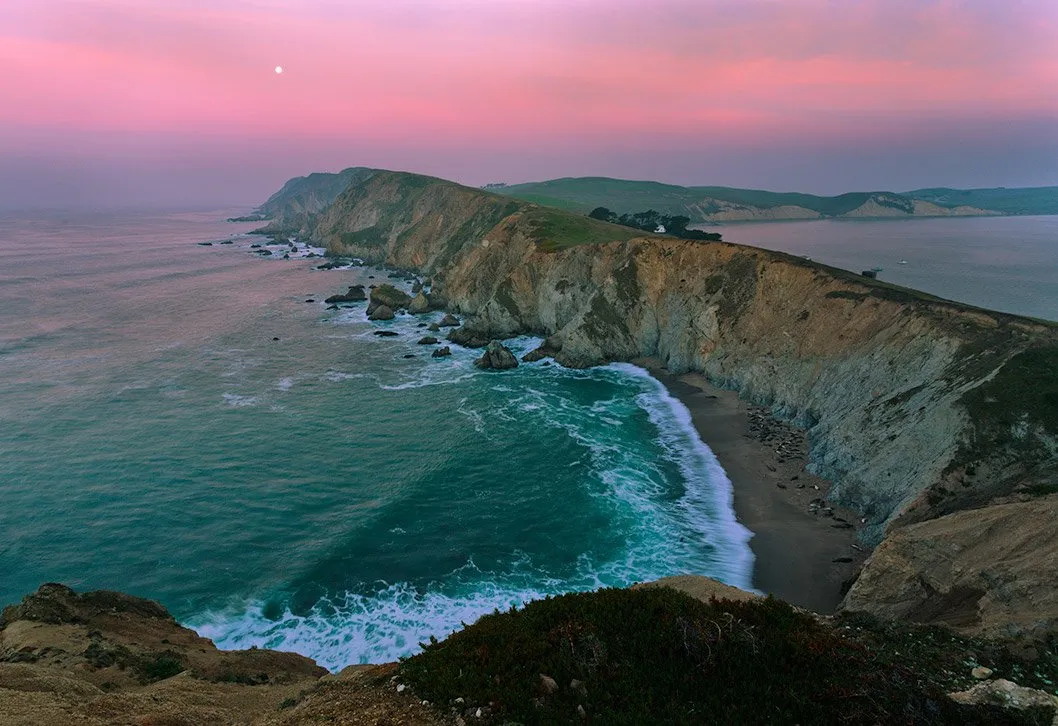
[0, 0, 1055, 161]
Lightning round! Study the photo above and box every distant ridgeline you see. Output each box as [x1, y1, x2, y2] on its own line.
[242, 169, 1058, 229]
[494, 177, 1058, 223]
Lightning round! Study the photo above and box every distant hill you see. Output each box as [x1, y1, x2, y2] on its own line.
[255, 167, 377, 232]
[496, 177, 1056, 222]
[904, 186, 1058, 216]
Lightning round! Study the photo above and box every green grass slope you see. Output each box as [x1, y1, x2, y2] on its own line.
[499, 176, 1058, 221]
[905, 187, 1058, 216]
[499, 177, 893, 218]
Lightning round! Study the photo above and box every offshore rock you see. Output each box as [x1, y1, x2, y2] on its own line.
[475, 341, 518, 370]
[366, 284, 411, 316]
[325, 284, 367, 303]
[408, 291, 430, 314]
[368, 304, 394, 321]
[431, 346, 452, 358]
[417, 336, 439, 345]
[438, 313, 460, 327]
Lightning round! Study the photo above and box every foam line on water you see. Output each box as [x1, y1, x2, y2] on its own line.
[608, 363, 756, 591]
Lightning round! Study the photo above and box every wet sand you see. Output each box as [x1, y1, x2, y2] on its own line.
[641, 360, 866, 613]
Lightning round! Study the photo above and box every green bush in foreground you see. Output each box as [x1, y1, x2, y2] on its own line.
[399, 588, 1050, 725]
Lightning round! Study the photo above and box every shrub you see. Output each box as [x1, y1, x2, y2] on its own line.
[399, 588, 1047, 725]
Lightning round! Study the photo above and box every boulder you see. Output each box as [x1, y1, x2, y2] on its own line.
[431, 346, 452, 358]
[417, 336, 439, 345]
[428, 323, 441, 332]
[447, 327, 490, 349]
[325, 285, 367, 304]
[408, 292, 430, 314]
[949, 679, 1058, 721]
[438, 313, 460, 327]
[367, 284, 412, 315]
[374, 330, 399, 337]
[368, 305, 395, 321]
[475, 341, 518, 370]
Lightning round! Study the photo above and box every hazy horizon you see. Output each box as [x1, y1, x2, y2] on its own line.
[3, 0, 1056, 210]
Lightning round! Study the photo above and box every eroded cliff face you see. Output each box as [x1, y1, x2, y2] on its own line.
[302, 171, 1057, 633]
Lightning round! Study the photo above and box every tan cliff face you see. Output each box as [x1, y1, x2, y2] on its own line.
[306, 171, 1058, 636]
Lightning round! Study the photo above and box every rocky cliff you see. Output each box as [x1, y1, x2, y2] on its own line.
[269, 170, 1058, 638]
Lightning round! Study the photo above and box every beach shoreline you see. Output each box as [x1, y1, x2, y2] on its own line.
[637, 358, 865, 614]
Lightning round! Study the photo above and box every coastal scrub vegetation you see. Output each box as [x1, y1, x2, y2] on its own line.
[398, 587, 1049, 725]
[588, 206, 722, 241]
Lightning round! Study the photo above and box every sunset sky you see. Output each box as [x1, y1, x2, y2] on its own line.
[2, 0, 1056, 208]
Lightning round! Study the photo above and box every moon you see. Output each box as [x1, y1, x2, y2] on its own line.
[274, 66, 283, 74]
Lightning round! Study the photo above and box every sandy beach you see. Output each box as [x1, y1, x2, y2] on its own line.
[640, 360, 865, 613]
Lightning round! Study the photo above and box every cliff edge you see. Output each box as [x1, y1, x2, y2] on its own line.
[275, 169, 1058, 639]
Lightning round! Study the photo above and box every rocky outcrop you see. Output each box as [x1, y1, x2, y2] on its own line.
[431, 346, 452, 358]
[0, 584, 326, 725]
[266, 169, 1058, 638]
[842, 495, 1058, 640]
[0, 585, 457, 726]
[417, 336, 439, 345]
[474, 341, 518, 370]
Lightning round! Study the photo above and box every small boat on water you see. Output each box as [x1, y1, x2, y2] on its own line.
[899, 260, 908, 265]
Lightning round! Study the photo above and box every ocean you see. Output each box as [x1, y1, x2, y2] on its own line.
[1, 210, 1054, 671]
[0, 209, 750, 671]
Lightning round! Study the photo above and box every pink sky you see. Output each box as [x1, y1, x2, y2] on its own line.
[2, 0, 1056, 208]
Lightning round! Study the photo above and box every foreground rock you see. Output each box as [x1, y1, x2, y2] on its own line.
[324, 285, 366, 303]
[633, 575, 761, 604]
[0, 584, 325, 725]
[949, 679, 1058, 722]
[842, 495, 1058, 640]
[474, 341, 518, 370]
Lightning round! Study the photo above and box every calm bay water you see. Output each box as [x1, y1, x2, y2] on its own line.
[716, 216, 1058, 322]
[0, 210, 749, 670]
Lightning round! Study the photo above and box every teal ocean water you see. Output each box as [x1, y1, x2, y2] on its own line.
[0, 210, 751, 670]
[2, 211, 1054, 671]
